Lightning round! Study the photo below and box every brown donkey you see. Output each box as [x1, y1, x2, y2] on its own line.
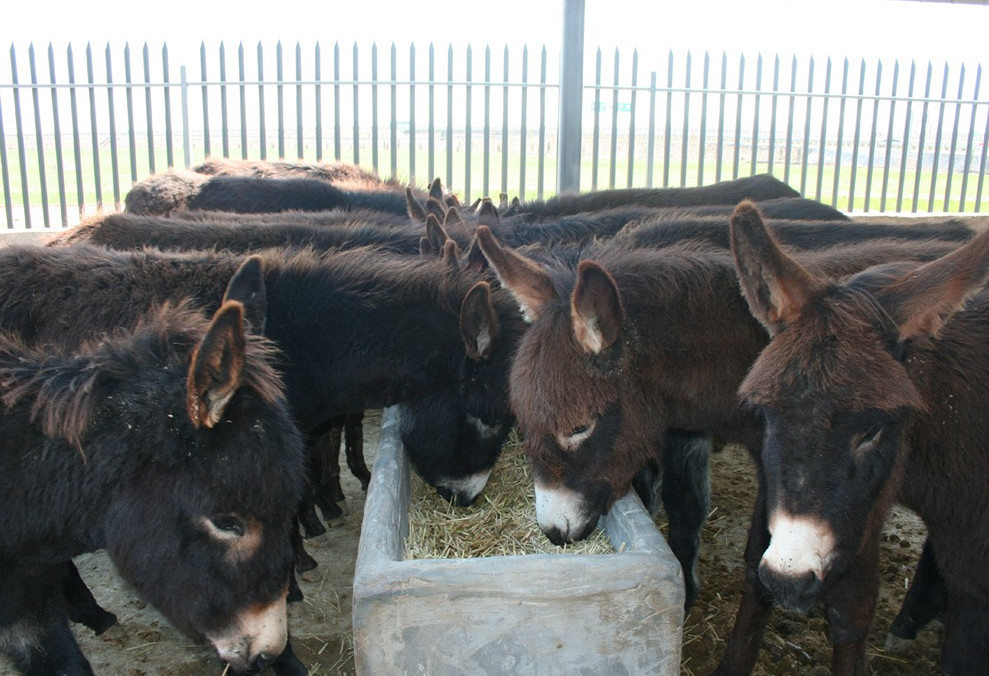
[728, 203, 989, 675]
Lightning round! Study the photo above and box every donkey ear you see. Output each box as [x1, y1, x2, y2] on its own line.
[477, 198, 500, 229]
[572, 261, 624, 354]
[418, 236, 436, 257]
[464, 236, 489, 274]
[461, 281, 502, 360]
[878, 226, 989, 340]
[425, 213, 450, 252]
[730, 201, 820, 335]
[475, 225, 558, 322]
[222, 256, 267, 334]
[187, 301, 247, 429]
[428, 177, 444, 202]
[406, 187, 427, 222]
[440, 239, 462, 269]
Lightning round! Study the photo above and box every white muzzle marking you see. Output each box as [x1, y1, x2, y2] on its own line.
[534, 481, 591, 541]
[762, 510, 837, 582]
[207, 594, 288, 671]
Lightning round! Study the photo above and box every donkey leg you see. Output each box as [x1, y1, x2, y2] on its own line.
[823, 537, 882, 676]
[343, 412, 371, 491]
[885, 537, 947, 652]
[660, 429, 712, 610]
[3, 567, 94, 676]
[62, 561, 117, 635]
[270, 637, 309, 676]
[940, 593, 989, 676]
[314, 424, 346, 520]
[298, 435, 328, 537]
[291, 517, 318, 577]
[710, 486, 774, 676]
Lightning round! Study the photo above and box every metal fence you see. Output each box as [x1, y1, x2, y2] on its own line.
[2, 39, 988, 229]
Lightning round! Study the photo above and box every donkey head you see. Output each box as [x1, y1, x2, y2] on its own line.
[477, 226, 662, 545]
[102, 300, 304, 673]
[731, 201, 989, 612]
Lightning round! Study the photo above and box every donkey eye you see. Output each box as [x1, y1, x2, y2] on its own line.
[556, 421, 596, 451]
[853, 426, 883, 455]
[206, 514, 247, 538]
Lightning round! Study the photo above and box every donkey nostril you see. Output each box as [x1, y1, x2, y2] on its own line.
[250, 651, 274, 673]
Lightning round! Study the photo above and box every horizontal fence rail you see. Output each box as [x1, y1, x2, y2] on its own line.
[1, 40, 988, 229]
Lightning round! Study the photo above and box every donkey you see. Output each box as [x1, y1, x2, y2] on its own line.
[0, 243, 521, 510]
[498, 172, 799, 219]
[0, 299, 306, 675]
[726, 204, 989, 675]
[52, 210, 427, 257]
[474, 216, 964, 627]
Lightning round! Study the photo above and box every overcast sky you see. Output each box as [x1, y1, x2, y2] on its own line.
[4, 0, 987, 68]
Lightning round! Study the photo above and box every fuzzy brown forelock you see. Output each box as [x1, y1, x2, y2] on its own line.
[739, 294, 925, 413]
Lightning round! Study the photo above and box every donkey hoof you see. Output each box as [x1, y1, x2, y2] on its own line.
[884, 632, 915, 654]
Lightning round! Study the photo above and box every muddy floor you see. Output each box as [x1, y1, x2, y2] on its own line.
[5, 409, 941, 676]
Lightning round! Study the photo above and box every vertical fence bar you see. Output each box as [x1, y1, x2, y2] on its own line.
[800, 57, 814, 196]
[12, 45, 32, 227]
[201, 43, 211, 159]
[465, 45, 473, 201]
[48, 45, 68, 226]
[814, 57, 831, 202]
[519, 46, 529, 198]
[975, 95, 988, 211]
[332, 42, 340, 161]
[537, 45, 546, 199]
[125, 44, 137, 186]
[750, 53, 762, 177]
[257, 42, 266, 160]
[864, 59, 882, 212]
[483, 45, 490, 197]
[144, 44, 156, 171]
[943, 65, 964, 210]
[67, 44, 85, 217]
[354, 43, 363, 165]
[371, 43, 379, 171]
[238, 44, 248, 159]
[958, 65, 981, 210]
[0, 84, 11, 227]
[716, 52, 727, 182]
[733, 54, 744, 180]
[768, 55, 779, 178]
[162, 44, 173, 167]
[626, 50, 637, 187]
[911, 61, 932, 212]
[896, 61, 916, 212]
[446, 45, 453, 191]
[220, 42, 229, 159]
[314, 43, 322, 161]
[87, 44, 104, 210]
[663, 51, 672, 187]
[557, 0, 584, 194]
[409, 43, 417, 184]
[428, 44, 435, 183]
[106, 44, 122, 205]
[296, 43, 304, 159]
[646, 70, 656, 187]
[697, 53, 708, 185]
[881, 60, 899, 211]
[783, 55, 797, 186]
[680, 51, 691, 186]
[180, 65, 190, 169]
[29, 45, 51, 226]
[830, 58, 848, 208]
[390, 43, 397, 179]
[848, 59, 866, 212]
[501, 46, 509, 195]
[609, 49, 620, 189]
[591, 48, 601, 190]
[928, 62, 949, 211]
[276, 42, 285, 159]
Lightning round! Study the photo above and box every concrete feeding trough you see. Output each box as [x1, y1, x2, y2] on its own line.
[353, 406, 684, 675]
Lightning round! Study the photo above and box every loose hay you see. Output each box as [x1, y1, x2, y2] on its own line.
[405, 431, 614, 559]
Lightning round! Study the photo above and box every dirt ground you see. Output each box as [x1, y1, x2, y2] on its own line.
[5, 409, 941, 676]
